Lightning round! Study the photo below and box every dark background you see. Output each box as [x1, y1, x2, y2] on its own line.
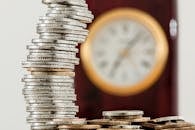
[75, 0, 178, 119]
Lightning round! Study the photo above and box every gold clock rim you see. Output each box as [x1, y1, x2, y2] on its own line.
[81, 8, 169, 96]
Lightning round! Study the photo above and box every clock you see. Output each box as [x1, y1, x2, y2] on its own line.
[81, 8, 168, 96]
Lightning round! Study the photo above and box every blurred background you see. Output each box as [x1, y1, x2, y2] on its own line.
[0, 0, 194, 129]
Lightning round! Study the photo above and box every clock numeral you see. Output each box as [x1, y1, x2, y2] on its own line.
[122, 23, 129, 33]
[99, 60, 108, 69]
[145, 49, 155, 55]
[95, 50, 105, 57]
[100, 37, 108, 44]
[141, 60, 151, 68]
[109, 27, 116, 35]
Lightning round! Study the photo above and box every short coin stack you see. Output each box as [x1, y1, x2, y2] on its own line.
[88, 110, 150, 130]
[142, 116, 195, 130]
[22, 0, 94, 130]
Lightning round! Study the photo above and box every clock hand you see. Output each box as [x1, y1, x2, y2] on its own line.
[126, 32, 142, 51]
[109, 32, 142, 77]
[109, 56, 122, 77]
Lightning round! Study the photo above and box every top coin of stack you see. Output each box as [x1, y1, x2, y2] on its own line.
[88, 110, 150, 130]
[22, 0, 94, 130]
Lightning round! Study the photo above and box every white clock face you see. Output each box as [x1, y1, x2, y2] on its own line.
[91, 19, 157, 87]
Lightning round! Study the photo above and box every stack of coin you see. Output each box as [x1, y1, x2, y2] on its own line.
[88, 110, 150, 130]
[22, 0, 94, 129]
[142, 116, 195, 130]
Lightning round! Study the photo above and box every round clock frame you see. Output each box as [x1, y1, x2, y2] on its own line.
[81, 8, 169, 96]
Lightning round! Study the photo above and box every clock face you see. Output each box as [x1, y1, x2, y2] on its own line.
[81, 8, 168, 96]
[91, 19, 156, 87]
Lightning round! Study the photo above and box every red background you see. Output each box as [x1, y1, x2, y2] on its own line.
[75, 0, 178, 119]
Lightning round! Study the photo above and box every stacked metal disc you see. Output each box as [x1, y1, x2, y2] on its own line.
[48, 118, 101, 130]
[22, 0, 94, 130]
[142, 116, 195, 130]
[88, 110, 150, 130]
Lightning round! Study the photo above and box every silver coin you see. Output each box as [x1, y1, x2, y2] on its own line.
[31, 122, 57, 127]
[42, 0, 87, 7]
[25, 95, 77, 100]
[37, 27, 88, 35]
[46, 13, 93, 23]
[55, 111, 76, 114]
[23, 74, 74, 79]
[32, 38, 78, 45]
[62, 34, 86, 42]
[49, 4, 88, 10]
[22, 79, 74, 83]
[28, 115, 75, 120]
[23, 88, 75, 92]
[29, 48, 76, 54]
[24, 94, 76, 99]
[23, 91, 75, 96]
[48, 7, 89, 14]
[30, 111, 53, 115]
[25, 82, 73, 86]
[53, 115, 76, 119]
[22, 77, 74, 83]
[110, 125, 141, 129]
[24, 86, 74, 90]
[29, 53, 76, 59]
[24, 92, 76, 96]
[23, 90, 75, 94]
[102, 110, 144, 117]
[47, 10, 93, 19]
[27, 102, 75, 106]
[39, 32, 62, 36]
[27, 118, 51, 123]
[24, 96, 77, 100]
[26, 100, 74, 104]
[32, 38, 55, 43]
[27, 56, 79, 65]
[39, 34, 63, 39]
[23, 84, 74, 88]
[37, 23, 87, 31]
[27, 55, 79, 62]
[31, 125, 56, 130]
[32, 44, 78, 50]
[26, 107, 79, 112]
[24, 84, 73, 88]
[32, 44, 78, 49]
[22, 61, 75, 69]
[49, 7, 92, 15]
[151, 116, 184, 123]
[50, 118, 86, 125]
[29, 49, 77, 55]
[39, 17, 87, 28]
[48, 4, 89, 11]
[28, 54, 77, 60]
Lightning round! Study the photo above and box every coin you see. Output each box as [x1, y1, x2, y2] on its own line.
[58, 124, 101, 129]
[103, 110, 144, 117]
[88, 119, 130, 126]
[42, 0, 87, 7]
[109, 125, 141, 129]
[39, 17, 87, 28]
[152, 116, 184, 123]
[52, 118, 87, 125]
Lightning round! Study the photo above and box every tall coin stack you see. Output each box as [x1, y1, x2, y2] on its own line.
[22, 0, 94, 129]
